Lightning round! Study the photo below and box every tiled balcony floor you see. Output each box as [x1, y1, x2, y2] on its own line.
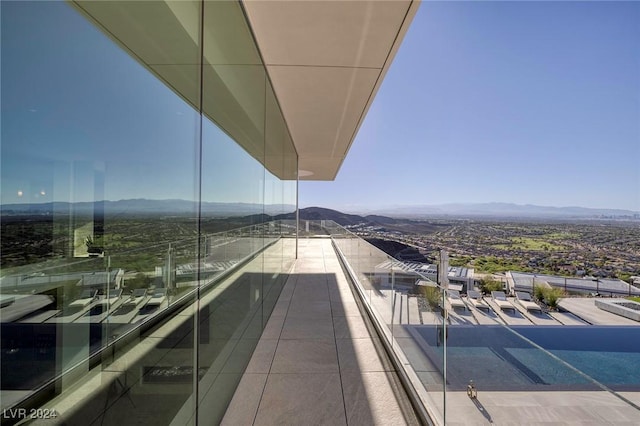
[222, 238, 419, 425]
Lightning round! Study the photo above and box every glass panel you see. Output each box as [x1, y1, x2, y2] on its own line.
[197, 117, 266, 423]
[281, 99, 298, 271]
[263, 80, 289, 326]
[197, 2, 266, 423]
[328, 224, 447, 424]
[1, 1, 200, 424]
[2, 1, 299, 424]
[201, 0, 264, 166]
[329, 219, 640, 425]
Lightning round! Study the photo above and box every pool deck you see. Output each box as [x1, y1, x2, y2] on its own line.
[433, 390, 640, 425]
[559, 297, 640, 325]
[221, 238, 420, 425]
[425, 296, 640, 423]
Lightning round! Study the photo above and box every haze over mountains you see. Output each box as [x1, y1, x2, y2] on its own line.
[2, 199, 638, 219]
[345, 202, 639, 219]
[1, 199, 295, 216]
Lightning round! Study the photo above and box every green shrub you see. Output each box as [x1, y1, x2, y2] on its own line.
[534, 285, 546, 302]
[535, 286, 564, 310]
[479, 277, 503, 294]
[543, 287, 563, 309]
[421, 285, 441, 309]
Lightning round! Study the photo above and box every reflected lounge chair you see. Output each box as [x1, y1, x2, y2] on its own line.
[125, 288, 148, 306]
[147, 288, 167, 306]
[69, 289, 98, 308]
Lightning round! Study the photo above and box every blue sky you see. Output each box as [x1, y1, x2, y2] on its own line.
[300, 1, 640, 212]
[2, 1, 639, 212]
[2, 2, 263, 206]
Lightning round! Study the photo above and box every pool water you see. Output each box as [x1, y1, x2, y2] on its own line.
[413, 325, 640, 391]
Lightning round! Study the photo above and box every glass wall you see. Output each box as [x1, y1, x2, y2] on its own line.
[326, 220, 640, 425]
[327, 222, 447, 424]
[0, 1, 297, 424]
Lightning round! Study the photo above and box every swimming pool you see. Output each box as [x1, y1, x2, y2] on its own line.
[412, 325, 640, 392]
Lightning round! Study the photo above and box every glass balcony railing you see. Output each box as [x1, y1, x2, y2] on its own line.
[0, 220, 297, 424]
[315, 220, 640, 425]
[4, 217, 640, 424]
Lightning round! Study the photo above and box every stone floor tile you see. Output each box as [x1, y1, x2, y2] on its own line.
[254, 373, 346, 426]
[245, 339, 278, 374]
[336, 338, 394, 373]
[341, 372, 419, 426]
[270, 339, 339, 373]
[260, 313, 286, 339]
[333, 315, 371, 339]
[280, 316, 335, 339]
[286, 300, 332, 318]
[220, 373, 267, 426]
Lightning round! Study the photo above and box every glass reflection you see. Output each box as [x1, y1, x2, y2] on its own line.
[0, 0, 200, 423]
[1, 0, 297, 424]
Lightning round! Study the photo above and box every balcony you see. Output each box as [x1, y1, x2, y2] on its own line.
[3, 219, 640, 425]
[1, 224, 425, 424]
[222, 237, 419, 425]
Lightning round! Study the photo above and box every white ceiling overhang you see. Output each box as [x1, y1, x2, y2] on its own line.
[71, 0, 419, 181]
[243, 0, 419, 180]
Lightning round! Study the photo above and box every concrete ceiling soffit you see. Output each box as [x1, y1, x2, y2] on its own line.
[243, 0, 417, 181]
[72, 0, 419, 182]
[242, 0, 412, 68]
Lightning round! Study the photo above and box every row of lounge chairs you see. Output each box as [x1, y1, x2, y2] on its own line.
[4, 288, 170, 324]
[445, 289, 491, 311]
[70, 288, 168, 323]
[445, 289, 542, 313]
[124, 288, 167, 307]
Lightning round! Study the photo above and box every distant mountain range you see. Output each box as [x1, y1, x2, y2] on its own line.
[1, 199, 295, 217]
[355, 202, 639, 219]
[2, 199, 637, 220]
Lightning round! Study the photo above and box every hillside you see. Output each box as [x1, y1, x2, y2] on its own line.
[275, 206, 379, 226]
[365, 238, 430, 263]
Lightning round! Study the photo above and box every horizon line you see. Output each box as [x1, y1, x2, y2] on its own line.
[2, 198, 639, 213]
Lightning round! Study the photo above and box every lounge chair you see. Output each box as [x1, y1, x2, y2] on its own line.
[491, 291, 514, 311]
[515, 291, 543, 312]
[467, 290, 490, 311]
[446, 289, 467, 309]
